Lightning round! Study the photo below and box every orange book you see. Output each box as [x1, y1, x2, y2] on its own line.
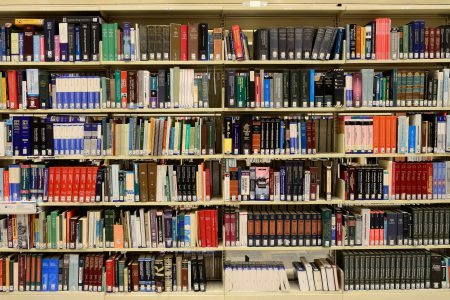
[60, 167, 68, 202]
[67, 167, 74, 202]
[113, 224, 124, 248]
[148, 118, 155, 155]
[3, 170, 9, 202]
[47, 167, 54, 202]
[229, 167, 239, 201]
[53, 167, 61, 202]
[36, 255, 42, 291]
[78, 167, 88, 202]
[390, 116, 397, 153]
[120, 71, 128, 108]
[213, 28, 223, 61]
[379, 116, 387, 153]
[356, 26, 361, 59]
[30, 255, 36, 290]
[73, 167, 81, 203]
[372, 116, 380, 153]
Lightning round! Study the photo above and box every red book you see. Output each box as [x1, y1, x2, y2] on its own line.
[180, 25, 188, 61]
[204, 210, 213, 247]
[424, 27, 430, 58]
[211, 209, 218, 247]
[231, 25, 244, 60]
[73, 166, 81, 202]
[411, 163, 418, 200]
[198, 210, 206, 247]
[7, 70, 18, 109]
[0, 258, 3, 289]
[435, 28, 441, 58]
[67, 167, 74, 202]
[53, 167, 61, 202]
[88, 167, 98, 202]
[224, 211, 231, 246]
[427, 162, 433, 199]
[3, 170, 9, 202]
[385, 18, 391, 60]
[392, 161, 398, 199]
[79, 167, 88, 202]
[120, 71, 128, 108]
[421, 163, 428, 200]
[18, 254, 25, 291]
[204, 168, 211, 201]
[375, 18, 382, 60]
[105, 255, 115, 293]
[66, 210, 75, 248]
[335, 209, 342, 246]
[429, 27, 435, 59]
[60, 167, 69, 202]
[229, 210, 236, 247]
[39, 36, 45, 61]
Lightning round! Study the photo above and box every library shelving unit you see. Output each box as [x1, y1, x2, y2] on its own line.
[1, 1, 450, 300]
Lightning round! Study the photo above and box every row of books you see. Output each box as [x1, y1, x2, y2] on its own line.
[1, 69, 220, 110]
[224, 205, 450, 248]
[223, 260, 289, 292]
[0, 252, 220, 292]
[223, 116, 333, 155]
[223, 160, 330, 202]
[229, 26, 344, 61]
[346, 19, 450, 60]
[339, 161, 450, 201]
[225, 68, 450, 109]
[0, 208, 219, 250]
[0, 161, 222, 203]
[344, 69, 450, 108]
[338, 114, 450, 154]
[0, 116, 217, 157]
[293, 257, 341, 292]
[337, 250, 450, 290]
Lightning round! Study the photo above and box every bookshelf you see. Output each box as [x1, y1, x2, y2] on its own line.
[0, 0, 450, 299]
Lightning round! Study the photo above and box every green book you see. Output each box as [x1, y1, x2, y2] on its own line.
[102, 23, 109, 61]
[114, 70, 121, 108]
[321, 207, 332, 247]
[50, 211, 58, 249]
[100, 77, 107, 108]
[185, 123, 191, 154]
[112, 23, 119, 61]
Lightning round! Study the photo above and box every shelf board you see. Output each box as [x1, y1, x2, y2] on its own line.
[342, 289, 450, 300]
[102, 60, 223, 66]
[223, 60, 345, 66]
[37, 202, 103, 207]
[102, 199, 224, 207]
[224, 200, 337, 206]
[223, 153, 342, 160]
[1, 154, 222, 160]
[0, 61, 102, 67]
[225, 244, 450, 251]
[0, 246, 222, 253]
[0, 248, 105, 253]
[1, 108, 223, 114]
[345, 58, 450, 64]
[0, 292, 105, 300]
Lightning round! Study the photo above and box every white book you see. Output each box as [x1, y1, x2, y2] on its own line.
[300, 257, 315, 291]
[295, 262, 310, 291]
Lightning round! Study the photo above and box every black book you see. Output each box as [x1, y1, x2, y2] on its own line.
[430, 253, 442, 289]
[39, 117, 47, 155]
[154, 255, 164, 292]
[294, 27, 303, 60]
[232, 118, 241, 154]
[38, 70, 49, 108]
[165, 70, 171, 107]
[45, 120, 53, 156]
[289, 69, 300, 107]
[323, 71, 334, 107]
[311, 27, 325, 60]
[286, 27, 295, 60]
[4, 24, 12, 60]
[269, 28, 279, 60]
[191, 256, 199, 291]
[349, 24, 357, 59]
[190, 165, 197, 200]
[80, 22, 91, 61]
[31, 118, 41, 156]
[299, 70, 310, 107]
[252, 30, 259, 60]
[198, 23, 208, 60]
[67, 23, 75, 61]
[162, 25, 170, 60]
[278, 27, 287, 60]
[139, 25, 148, 60]
[44, 19, 56, 62]
[241, 116, 252, 155]
[326, 27, 338, 60]
[258, 29, 269, 60]
[225, 69, 236, 107]
[155, 25, 163, 61]
[313, 72, 324, 107]
[282, 70, 290, 107]
[333, 69, 344, 107]
[147, 25, 156, 60]
[318, 26, 334, 60]
[91, 22, 100, 61]
[157, 69, 166, 106]
[302, 27, 316, 59]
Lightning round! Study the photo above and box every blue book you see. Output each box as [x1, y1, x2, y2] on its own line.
[418, 20, 425, 58]
[408, 126, 416, 153]
[309, 69, 315, 107]
[12, 117, 21, 156]
[75, 25, 81, 61]
[20, 116, 32, 156]
[122, 23, 132, 61]
[0, 27, 5, 61]
[263, 76, 271, 108]
[169, 127, 175, 153]
[43, 167, 49, 201]
[177, 214, 184, 246]
[9, 165, 20, 202]
[439, 162, 445, 198]
[41, 258, 49, 291]
[128, 118, 134, 154]
[300, 121, 307, 154]
[172, 215, 177, 245]
[279, 166, 286, 200]
[238, 169, 242, 199]
[184, 214, 190, 246]
[433, 162, 438, 198]
[279, 120, 285, 152]
[18, 32, 24, 61]
[48, 257, 59, 291]
[33, 35, 40, 62]
[332, 27, 344, 60]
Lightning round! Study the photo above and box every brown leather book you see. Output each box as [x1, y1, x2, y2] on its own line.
[23, 25, 34, 61]
[188, 23, 198, 60]
[170, 23, 181, 60]
[213, 28, 223, 61]
[147, 162, 157, 202]
[181, 256, 189, 291]
[131, 260, 139, 292]
[229, 167, 239, 200]
[138, 163, 149, 202]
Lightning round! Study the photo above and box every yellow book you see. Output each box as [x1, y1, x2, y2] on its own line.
[10, 33, 19, 62]
[148, 118, 155, 155]
[361, 26, 366, 60]
[14, 19, 44, 27]
[1, 76, 5, 109]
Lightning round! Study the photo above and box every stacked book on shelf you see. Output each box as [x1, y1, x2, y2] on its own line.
[0, 208, 219, 250]
[0, 161, 221, 204]
[0, 115, 218, 157]
[225, 25, 344, 61]
[0, 252, 221, 292]
[337, 250, 450, 290]
[345, 19, 450, 60]
[224, 205, 450, 248]
[0, 68, 221, 110]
